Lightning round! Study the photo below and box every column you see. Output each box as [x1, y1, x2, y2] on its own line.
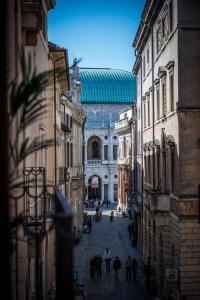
[101, 182, 104, 203]
[84, 142, 87, 164]
[108, 182, 113, 203]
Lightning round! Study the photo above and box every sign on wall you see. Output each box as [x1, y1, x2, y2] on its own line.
[166, 269, 178, 282]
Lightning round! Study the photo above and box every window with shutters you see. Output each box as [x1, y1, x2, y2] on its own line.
[113, 145, 117, 160]
[104, 145, 108, 160]
[156, 86, 160, 120]
[162, 78, 167, 116]
[70, 143, 73, 167]
[170, 73, 174, 111]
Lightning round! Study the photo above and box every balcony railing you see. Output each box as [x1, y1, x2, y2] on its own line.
[118, 157, 131, 165]
[114, 117, 129, 130]
[23, 167, 55, 237]
[87, 160, 101, 165]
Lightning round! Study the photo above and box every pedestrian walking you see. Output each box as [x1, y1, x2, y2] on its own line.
[90, 257, 96, 279]
[125, 256, 132, 282]
[103, 248, 112, 272]
[113, 256, 121, 281]
[132, 257, 138, 281]
[96, 254, 102, 278]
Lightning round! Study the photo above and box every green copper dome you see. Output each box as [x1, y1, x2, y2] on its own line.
[79, 68, 136, 104]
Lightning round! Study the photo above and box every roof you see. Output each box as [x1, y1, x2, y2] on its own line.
[78, 68, 136, 104]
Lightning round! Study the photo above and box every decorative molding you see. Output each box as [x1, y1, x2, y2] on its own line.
[154, 78, 160, 86]
[149, 86, 153, 92]
[165, 60, 175, 71]
[158, 66, 167, 78]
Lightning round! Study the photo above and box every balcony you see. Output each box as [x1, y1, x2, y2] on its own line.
[118, 157, 131, 165]
[23, 167, 55, 237]
[87, 160, 101, 165]
[114, 118, 129, 131]
[144, 188, 170, 212]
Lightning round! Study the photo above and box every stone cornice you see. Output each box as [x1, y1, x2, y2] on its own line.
[132, 0, 165, 53]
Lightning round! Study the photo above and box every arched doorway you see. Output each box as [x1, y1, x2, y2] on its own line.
[88, 175, 101, 201]
[87, 136, 102, 160]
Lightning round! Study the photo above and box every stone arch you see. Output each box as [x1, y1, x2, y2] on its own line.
[87, 135, 102, 160]
[87, 175, 102, 201]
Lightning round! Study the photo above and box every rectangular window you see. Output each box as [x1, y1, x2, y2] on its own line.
[123, 137, 127, 158]
[144, 155, 147, 182]
[66, 113, 69, 127]
[147, 98, 150, 127]
[148, 153, 151, 184]
[113, 145, 117, 160]
[114, 184, 118, 202]
[170, 73, 174, 111]
[157, 151, 160, 188]
[163, 151, 167, 191]
[70, 116, 73, 129]
[70, 143, 73, 167]
[156, 26, 162, 54]
[104, 145, 108, 160]
[169, 1, 173, 32]
[143, 102, 146, 128]
[162, 13, 169, 41]
[67, 142, 70, 167]
[143, 56, 146, 77]
[104, 184, 108, 201]
[147, 48, 149, 65]
[156, 86, 160, 120]
[43, 12, 47, 41]
[171, 151, 175, 193]
[162, 79, 167, 116]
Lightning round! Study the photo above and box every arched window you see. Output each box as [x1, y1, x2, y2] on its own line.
[92, 141, 100, 159]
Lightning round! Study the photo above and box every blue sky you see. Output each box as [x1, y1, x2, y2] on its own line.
[48, 0, 145, 71]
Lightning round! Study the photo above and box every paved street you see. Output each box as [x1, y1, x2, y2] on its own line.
[74, 209, 153, 300]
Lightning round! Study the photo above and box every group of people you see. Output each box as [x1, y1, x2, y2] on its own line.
[89, 248, 138, 282]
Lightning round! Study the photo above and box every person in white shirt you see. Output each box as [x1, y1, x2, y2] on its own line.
[103, 248, 112, 272]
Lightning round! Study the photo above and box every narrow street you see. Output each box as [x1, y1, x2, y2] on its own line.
[74, 209, 153, 300]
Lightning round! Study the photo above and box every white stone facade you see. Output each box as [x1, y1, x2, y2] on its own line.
[83, 104, 131, 205]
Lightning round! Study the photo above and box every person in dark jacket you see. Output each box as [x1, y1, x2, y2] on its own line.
[96, 255, 102, 278]
[90, 257, 96, 279]
[113, 256, 121, 281]
[125, 256, 132, 281]
[132, 257, 138, 281]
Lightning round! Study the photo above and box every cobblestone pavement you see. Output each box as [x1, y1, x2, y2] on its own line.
[74, 209, 153, 300]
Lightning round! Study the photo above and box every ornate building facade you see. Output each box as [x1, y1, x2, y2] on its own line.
[78, 68, 135, 206]
[114, 107, 135, 211]
[133, 0, 200, 299]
